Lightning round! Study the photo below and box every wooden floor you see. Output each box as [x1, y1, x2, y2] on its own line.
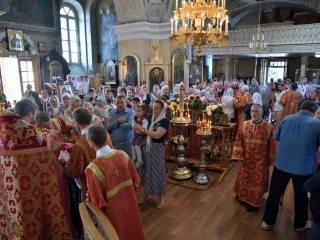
[137, 162, 311, 240]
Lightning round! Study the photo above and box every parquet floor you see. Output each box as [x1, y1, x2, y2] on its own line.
[137, 162, 310, 240]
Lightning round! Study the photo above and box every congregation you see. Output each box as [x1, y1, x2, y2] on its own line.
[1, 71, 320, 240]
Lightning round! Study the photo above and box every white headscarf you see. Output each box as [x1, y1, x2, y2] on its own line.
[225, 88, 234, 97]
[146, 100, 167, 152]
[161, 85, 169, 96]
[252, 92, 263, 106]
[49, 96, 60, 115]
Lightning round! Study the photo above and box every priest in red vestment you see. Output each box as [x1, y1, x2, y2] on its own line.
[234, 85, 252, 126]
[0, 99, 74, 239]
[232, 104, 276, 211]
[280, 82, 303, 119]
[85, 125, 145, 240]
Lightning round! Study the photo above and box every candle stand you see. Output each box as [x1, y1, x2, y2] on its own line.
[193, 119, 213, 185]
[170, 85, 192, 180]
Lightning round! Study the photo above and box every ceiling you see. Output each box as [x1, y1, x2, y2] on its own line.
[227, 0, 320, 28]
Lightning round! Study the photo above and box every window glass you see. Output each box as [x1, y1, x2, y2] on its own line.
[71, 53, 78, 63]
[60, 5, 80, 64]
[61, 18, 67, 29]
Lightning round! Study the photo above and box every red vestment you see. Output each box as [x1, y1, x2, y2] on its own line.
[280, 90, 303, 119]
[232, 120, 276, 207]
[234, 92, 252, 126]
[66, 134, 96, 201]
[85, 150, 145, 240]
[0, 114, 74, 239]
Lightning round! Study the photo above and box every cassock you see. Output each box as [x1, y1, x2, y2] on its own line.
[0, 113, 74, 239]
[280, 90, 303, 119]
[85, 147, 145, 240]
[234, 92, 252, 127]
[232, 119, 276, 207]
[66, 131, 97, 201]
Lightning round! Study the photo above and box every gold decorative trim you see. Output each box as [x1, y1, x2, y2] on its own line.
[0, 146, 51, 155]
[106, 179, 133, 199]
[233, 146, 243, 152]
[244, 139, 266, 145]
[87, 162, 106, 189]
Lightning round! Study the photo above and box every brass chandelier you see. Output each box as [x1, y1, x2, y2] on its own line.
[170, 0, 229, 55]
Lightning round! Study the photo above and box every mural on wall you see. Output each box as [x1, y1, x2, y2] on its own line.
[148, 0, 170, 23]
[149, 67, 164, 89]
[190, 62, 203, 85]
[97, 0, 118, 63]
[123, 56, 138, 86]
[172, 50, 185, 85]
[0, 0, 54, 27]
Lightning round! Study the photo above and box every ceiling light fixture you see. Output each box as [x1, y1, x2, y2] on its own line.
[169, 0, 229, 55]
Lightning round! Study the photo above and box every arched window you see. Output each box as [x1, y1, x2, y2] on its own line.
[60, 5, 80, 64]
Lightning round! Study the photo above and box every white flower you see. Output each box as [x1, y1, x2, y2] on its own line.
[200, 96, 206, 101]
[177, 98, 180, 103]
[207, 111, 212, 116]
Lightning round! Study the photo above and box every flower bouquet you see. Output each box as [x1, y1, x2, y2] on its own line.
[167, 98, 181, 119]
[186, 95, 208, 122]
[205, 144, 222, 164]
[205, 103, 227, 126]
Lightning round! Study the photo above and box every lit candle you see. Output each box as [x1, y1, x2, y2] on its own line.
[226, 16, 229, 34]
[171, 18, 174, 34]
[262, 34, 264, 41]
[176, 0, 178, 9]
[185, 23, 187, 31]
[175, 18, 178, 32]
[253, 35, 255, 41]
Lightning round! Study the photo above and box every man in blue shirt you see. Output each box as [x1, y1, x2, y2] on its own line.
[262, 100, 320, 231]
[106, 95, 134, 159]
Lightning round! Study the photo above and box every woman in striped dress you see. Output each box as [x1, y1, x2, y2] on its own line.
[134, 100, 169, 208]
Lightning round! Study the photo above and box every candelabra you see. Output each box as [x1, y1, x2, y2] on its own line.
[170, 85, 192, 180]
[248, 1, 267, 53]
[172, 86, 191, 124]
[193, 118, 212, 184]
[170, 0, 229, 55]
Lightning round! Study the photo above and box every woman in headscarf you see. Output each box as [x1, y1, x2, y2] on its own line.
[64, 95, 81, 124]
[160, 85, 170, 102]
[245, 92, 268, 120]
[134, 100, 170, 209]
[140, 85, 151, 105]
[49, 96, 60, 116]
[221, 88, 235, 121]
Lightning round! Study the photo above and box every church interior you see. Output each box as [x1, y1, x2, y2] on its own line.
[0, 0, 320, 239]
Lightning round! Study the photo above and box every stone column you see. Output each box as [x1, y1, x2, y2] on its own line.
[260, 59, 267, 86]
[224, 57, 231, 81]
[186, 44, 192, 87]
[233, 58, 239, 78]
[300, 55, 309, 80]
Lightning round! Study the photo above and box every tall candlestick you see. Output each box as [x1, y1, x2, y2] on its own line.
[171, 18, 174, 34]
[226, 16, 229, 34]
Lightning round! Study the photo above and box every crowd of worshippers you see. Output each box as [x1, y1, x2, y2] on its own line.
[3, 73, 320, 239]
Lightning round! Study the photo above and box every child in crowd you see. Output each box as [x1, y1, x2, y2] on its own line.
[132, 103, 149, 168]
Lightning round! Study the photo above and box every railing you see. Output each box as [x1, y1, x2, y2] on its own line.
[229, 23, 320, 46]
[201, 23, 320, 55]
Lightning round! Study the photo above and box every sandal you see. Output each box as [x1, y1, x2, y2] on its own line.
[156, 197, 164, 209]
[138, 195, 151, 204]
